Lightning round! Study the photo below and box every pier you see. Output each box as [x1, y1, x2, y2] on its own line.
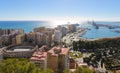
[91, 22, 120, 29]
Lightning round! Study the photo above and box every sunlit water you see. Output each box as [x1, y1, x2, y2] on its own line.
[0, 21, 120, 39]
[0, 21, 56, 33]
[80, 22, 120, 39]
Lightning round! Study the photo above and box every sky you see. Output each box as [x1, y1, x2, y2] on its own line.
[0, 0, 120, 23]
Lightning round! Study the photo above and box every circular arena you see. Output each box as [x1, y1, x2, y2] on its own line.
[2, 45, 38, 58]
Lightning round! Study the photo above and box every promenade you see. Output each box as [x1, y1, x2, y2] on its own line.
[62, 28, 88, 46]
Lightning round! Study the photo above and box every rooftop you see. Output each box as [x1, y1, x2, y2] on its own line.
[30, 51, 47, 61]
[38, 45, 49, 52]
[48, 47, 69, 56]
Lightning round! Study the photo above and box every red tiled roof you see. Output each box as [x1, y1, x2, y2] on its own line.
[30, 51, 47, 61]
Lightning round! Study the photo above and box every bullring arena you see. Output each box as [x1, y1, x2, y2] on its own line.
[2, 45, 38, 58]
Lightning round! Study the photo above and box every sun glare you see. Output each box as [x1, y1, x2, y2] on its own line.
[50, 19, 80, 27]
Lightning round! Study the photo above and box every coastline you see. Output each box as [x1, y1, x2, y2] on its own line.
[76, 26, 120, 41]
[62, 25, 120, 46]
[80, 36, 120, 41]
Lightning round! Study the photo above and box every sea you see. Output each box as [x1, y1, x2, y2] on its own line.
[80, 22, 120, 39]
[0, 21, 120, 39]
[0, 21, 55, 33]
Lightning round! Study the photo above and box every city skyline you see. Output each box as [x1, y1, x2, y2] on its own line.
[0, 0, 120, 23]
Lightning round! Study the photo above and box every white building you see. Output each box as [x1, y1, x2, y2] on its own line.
[16, 34, 24, 44]
[61, 27, 68, 37]
[56, 26, 68, 37]
[35, 32, 46, 46]
[54, 30, 62, 43]
[0, 37, 2, 47]
[0, 49, 3, 60]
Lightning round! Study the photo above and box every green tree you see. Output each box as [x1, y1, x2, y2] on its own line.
[73, 67, 93, 73]
[42, 68, 54, 73]
[63, 69, 70, 73]
[0, 58, 53, 73]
